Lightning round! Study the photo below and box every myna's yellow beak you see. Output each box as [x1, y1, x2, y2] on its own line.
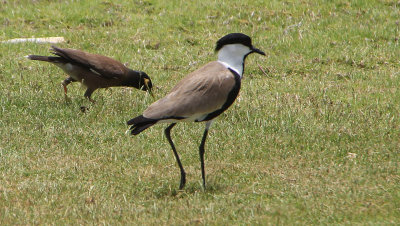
[144, 78, 154, 98]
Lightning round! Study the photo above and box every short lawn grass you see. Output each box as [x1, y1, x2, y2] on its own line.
[0, 0, 399, 224]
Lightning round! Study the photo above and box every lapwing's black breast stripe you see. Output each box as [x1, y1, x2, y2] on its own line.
[198, 68, 241, 122]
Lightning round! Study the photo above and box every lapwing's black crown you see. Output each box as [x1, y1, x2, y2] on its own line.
[215, 33, 252, 51]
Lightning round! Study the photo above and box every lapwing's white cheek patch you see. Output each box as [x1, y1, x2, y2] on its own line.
[217, 43, 251, 78]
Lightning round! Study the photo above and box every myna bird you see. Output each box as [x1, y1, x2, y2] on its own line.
[127, 33, 265, 190]
[27, 46, 153, 102]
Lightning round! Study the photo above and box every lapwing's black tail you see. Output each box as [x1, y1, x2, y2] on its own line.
[127, 115, 157, 135]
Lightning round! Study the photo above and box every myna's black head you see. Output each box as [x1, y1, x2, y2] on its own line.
[139, 71, 153, 91]
[126, 70, 153, 95]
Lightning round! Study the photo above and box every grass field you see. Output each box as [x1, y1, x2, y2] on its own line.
[1, 0, 400, 224]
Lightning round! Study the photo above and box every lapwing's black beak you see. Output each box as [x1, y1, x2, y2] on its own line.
[251, 47, 266, 56]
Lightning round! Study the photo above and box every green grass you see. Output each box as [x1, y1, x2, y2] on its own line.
[1, 0, 400, 224]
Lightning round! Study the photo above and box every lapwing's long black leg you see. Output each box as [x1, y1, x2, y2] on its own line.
[165, 123, 186, 189]
[199, 121, 212, 190]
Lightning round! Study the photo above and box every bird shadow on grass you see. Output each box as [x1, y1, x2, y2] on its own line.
[152, 180, 226, 199]
[57, 95, 100, 112]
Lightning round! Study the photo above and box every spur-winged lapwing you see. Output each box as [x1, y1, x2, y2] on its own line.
[127, 33, 265, 189]
[27, 46, 153, 102]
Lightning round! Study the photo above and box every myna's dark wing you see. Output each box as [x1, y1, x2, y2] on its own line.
[51, 46, 128, 79]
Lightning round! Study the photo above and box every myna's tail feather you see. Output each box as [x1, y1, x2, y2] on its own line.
[127, 115, 157, 135]
[26, 55, 63, 62]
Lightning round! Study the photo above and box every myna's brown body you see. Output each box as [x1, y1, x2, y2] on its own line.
[27, 46, 152, 102]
